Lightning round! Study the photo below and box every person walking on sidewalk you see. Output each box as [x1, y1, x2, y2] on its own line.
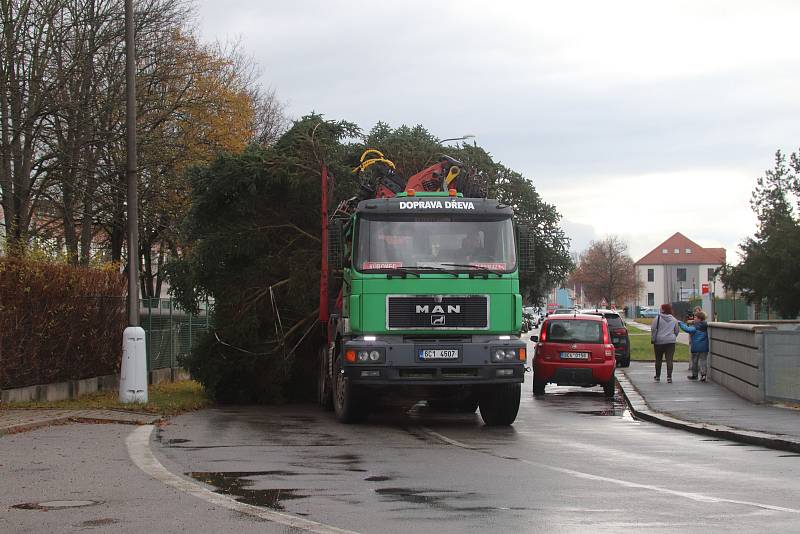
[652, 303, 680, 383]
[679, 310, 709, 381]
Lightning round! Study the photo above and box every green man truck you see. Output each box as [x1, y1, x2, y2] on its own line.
[318, 150, 534, 425]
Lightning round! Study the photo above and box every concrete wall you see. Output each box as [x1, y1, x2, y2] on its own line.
[1, 369, 190, 404]
[708, 322, 775, 403]
[762, 330, 800, 403]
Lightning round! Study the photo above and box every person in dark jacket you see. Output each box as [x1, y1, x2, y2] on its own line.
[679, 310, 710, 381]
[651, 303, 680, 382]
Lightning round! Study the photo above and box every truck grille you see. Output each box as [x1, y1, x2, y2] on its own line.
[387, 295, 489, 329]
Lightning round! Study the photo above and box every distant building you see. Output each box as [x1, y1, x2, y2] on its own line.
[635, 232, 726, 307]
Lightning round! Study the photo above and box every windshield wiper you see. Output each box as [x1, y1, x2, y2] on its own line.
[384, 267, 420, 278]
[387, 266, 459, 278]
[439, 263, 504, 276]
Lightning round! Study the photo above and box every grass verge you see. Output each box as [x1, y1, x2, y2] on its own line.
[627, 323, 690, 362]
[0, 380, 211, 415]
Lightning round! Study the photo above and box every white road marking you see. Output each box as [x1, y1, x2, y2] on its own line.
[418, 427, 800, 515]
[126, 425, 358, 534]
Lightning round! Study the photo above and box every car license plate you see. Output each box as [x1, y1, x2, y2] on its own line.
[612, 337, 620, 343]
[418, 349, 459, 361]
[560, 352, 589, 360]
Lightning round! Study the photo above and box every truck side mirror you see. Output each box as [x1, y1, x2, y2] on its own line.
[516, 224, 535, 275]
[328, 218, 347, 275]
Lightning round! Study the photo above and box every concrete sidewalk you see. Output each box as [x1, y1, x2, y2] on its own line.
[618, 361, 800, 453]
[0, 409, 162, 436]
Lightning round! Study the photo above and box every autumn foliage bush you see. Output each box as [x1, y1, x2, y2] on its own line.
[0, 258, 126, 389]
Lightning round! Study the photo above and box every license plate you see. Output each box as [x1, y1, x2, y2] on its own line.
[560, 352, 589, 360]
[418, 349, 459, 361]
[612, 337, 620, 343]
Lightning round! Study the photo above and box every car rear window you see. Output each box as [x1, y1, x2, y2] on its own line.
[604, 315, 624, 328]
[546, 320, 603, 343]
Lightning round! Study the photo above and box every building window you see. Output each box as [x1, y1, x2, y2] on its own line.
[674, 248, 680, 254]
[647, 268, 654, 282]
[686, 248, 692, 254]
[647, 293, 655, 306]
[708, 268, 715, 280]
[677, 268, 687, 282]
[662, 248, 668, 254]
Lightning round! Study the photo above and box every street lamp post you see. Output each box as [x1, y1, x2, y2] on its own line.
[119, 0, 147, 404]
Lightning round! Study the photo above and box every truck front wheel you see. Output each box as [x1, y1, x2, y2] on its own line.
[333, 358, 368, 423]
[479, 383, 521, 426]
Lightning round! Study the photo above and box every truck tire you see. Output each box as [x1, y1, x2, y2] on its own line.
[333, 358, 368, 423]
[317, 345, 333, 411]
[532, 378, 546, 396]
[458, 397, 479, 413]
[602, 377, 616, 398]
[479, 383, 520, 426]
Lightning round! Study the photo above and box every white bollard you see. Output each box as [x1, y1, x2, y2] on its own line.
[120, 326, 148, 403]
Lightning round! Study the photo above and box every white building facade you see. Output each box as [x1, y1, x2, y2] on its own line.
[635, 233, 726, 308]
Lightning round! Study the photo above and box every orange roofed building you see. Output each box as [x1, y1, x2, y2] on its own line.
[635, 233, 726, 308]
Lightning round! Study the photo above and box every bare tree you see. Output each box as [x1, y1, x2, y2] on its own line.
[570, 236, 639, 306]
[0, 0, 66, 253]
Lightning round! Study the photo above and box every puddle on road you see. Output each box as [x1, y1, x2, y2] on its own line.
[375, 487, 531, 515]
[364, 475, 393, 482]
[189, 471, 306, 510]
[540, 390, 637, 421]
[13, 500, 102, 510]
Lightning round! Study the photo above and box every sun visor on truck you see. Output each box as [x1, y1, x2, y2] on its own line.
[356, 197, 513, 217]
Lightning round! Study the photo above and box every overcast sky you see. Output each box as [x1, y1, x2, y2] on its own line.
[193, 0, 800, 262]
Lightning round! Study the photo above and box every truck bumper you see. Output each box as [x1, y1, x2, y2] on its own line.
[342, 336, 526, 386]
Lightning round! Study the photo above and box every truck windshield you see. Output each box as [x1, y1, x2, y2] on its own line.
[355, 215, 517, 273]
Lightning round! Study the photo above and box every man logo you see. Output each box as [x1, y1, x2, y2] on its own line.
[431, 315, 446, 326]
[415, 305, 461, 314]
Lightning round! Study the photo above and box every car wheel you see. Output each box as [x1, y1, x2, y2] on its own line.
[333, 358, 369, 423]
[602, 377, 616, 398]
[532, 378, 546, 396]
[621, 357, 631, 368]
[479, 383, 521, 426]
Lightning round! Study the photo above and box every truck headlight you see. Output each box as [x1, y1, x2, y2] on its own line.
[493, 348, 519, 362]
[348, 347, 385, 363]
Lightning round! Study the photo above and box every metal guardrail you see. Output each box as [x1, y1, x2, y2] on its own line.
[140, 298, 212, 370]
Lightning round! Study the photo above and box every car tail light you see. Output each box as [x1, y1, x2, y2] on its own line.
[602, 322, 610, 345]
[613, 328, 627, 336]
[540, 321, 548, 342]
[605, 345, 615, 360]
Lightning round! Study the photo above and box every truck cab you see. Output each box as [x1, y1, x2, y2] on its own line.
[321, 191, 530, 425]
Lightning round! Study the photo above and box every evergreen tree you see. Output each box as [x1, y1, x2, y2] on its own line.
[721, 150, 800, 318]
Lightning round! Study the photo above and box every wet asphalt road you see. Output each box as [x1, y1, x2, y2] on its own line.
[153, 381, 800, 533]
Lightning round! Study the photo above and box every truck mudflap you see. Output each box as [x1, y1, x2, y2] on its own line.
[340, 337, 526, 386]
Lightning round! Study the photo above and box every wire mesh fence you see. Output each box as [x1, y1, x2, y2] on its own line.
[140, 298, 212, 370]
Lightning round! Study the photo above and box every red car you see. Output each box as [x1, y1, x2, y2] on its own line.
[532, 313, 616, 397]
